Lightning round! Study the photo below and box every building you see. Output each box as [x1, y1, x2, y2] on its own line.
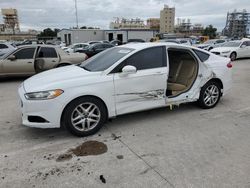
[175, 18, 204, 36]
[147, 18, 160, 30]
[222, 9, 250, 37]
[57, 29, 159, 45]
[160, 5, 175, 33]
[1, 8, 20, 34]
[110, 18, 149, 30]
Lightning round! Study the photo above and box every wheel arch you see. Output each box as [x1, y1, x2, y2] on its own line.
[60, 95, 109, 127]
[206, 78, 224, 95]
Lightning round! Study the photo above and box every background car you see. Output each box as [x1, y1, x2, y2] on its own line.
[110, 40, 122, 46]
[75, 43, 114, 57]
[127, 39, 145, 43]
[64, 43, 89, 53]
[0, 42, 17, 56]
[0, 45, 87, 76]
[210, 39, 250, 61]
[196, 39, 228, 51]
[18, 43, 232, 136]
[158, 39, 181, 44]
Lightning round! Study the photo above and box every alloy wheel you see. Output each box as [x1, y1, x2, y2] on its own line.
[203, 85, 220, 107]
[71, 102, 101, 132]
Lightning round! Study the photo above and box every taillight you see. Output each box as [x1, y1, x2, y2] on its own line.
[227, 61, 232, 68]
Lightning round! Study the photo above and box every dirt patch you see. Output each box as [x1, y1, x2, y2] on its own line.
[56, 141, 107, 162]
[70, 141, 107, 157]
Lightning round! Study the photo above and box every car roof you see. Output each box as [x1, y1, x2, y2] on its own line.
[119, 42, 188, 50]
[17, 44, 58, 48]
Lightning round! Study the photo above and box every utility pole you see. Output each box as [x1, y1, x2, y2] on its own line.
[74, 0, 79, 28]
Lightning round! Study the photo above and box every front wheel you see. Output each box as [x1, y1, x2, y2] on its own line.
[62, 97, 107, 137]
[198, 81, 221, 109]
[230, 52, 237, 61]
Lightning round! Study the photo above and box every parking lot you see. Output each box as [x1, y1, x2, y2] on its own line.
[0, 59, 250, 188]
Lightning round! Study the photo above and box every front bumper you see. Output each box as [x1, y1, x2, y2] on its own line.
[18, 85, 62, 128]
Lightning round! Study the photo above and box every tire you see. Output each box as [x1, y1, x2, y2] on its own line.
[198, 81, 221, 109]
[62, 96, 107, 137]
[230, 52, 237, 61]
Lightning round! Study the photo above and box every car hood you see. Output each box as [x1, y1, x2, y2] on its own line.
[210, 47, 237, 52]
[23, 65, 102, 92]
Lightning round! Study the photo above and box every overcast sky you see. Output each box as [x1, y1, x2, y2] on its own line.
[0, 0, 250, 31]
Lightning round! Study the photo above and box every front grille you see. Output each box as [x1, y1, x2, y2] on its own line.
[212, 52, 220, 55]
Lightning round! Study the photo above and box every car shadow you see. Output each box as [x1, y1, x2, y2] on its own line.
[20, 103, 199, 140]
[0, 75, 30, 83]
[105, 103, 199, 130]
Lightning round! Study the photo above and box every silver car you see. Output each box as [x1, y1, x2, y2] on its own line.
[0, 45, 87, 76]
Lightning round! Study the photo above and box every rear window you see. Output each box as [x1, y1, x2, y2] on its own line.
[193, 49, 210, 62]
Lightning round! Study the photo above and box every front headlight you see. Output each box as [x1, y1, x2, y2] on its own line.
[222, 51, 230, 53]
[25, 89, 64, 100]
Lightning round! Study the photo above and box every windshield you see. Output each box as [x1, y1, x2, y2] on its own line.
[222, 41, 241, 47]
[80, 47, 134, 72]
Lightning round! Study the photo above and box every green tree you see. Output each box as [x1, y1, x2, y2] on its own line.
[38, 28, 59, 37]
[80, 26, 87, 29]
[202, 25, 217, 39]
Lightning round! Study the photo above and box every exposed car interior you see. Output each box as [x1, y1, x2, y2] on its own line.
[167, 49, 198, 97]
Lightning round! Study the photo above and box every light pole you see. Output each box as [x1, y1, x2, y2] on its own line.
[74, 0, 79, 28]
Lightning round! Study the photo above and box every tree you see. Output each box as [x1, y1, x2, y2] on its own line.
[37, 28, 59, 38]
[80, 26, 87, 29]
[202, 25, 217, 39]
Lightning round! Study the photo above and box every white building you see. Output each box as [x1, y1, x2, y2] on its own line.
[57, 29, 158, 45]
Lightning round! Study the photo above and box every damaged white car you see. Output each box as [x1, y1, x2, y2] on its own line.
[18, 43, 232, 136]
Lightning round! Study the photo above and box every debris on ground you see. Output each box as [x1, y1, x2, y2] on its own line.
[100, 175, 106, 184]
[111, 133, 121, 140]
[116, 155, 124, 159]
[56, 153, 73, 162]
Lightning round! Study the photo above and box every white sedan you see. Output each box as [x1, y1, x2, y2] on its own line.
[18, 43, 232, 136]
[210, 39, 250, 61]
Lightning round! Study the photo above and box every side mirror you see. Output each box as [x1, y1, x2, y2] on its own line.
[8, 55, 16, 61]
[241, 44, 247, 48]
[121, 65, 137, 75]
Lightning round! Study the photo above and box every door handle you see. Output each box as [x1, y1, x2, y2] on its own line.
[52, 60, 56, 62]
[27, 62, 32, 64]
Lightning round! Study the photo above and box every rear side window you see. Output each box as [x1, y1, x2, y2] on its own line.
[193, 49, 210, 62]
[38, 47, 57, 58]
[0, 44, 8, 49]
[121, 46, 166, 71]
[14, 48, 35, 59]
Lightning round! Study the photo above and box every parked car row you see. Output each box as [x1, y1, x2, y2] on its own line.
[0, 45, 87, 76]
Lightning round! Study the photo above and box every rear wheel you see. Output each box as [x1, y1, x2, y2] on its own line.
[62, 97, 107, 137]
[198, 81, 221, 109]
[230, 52, 237, 61]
